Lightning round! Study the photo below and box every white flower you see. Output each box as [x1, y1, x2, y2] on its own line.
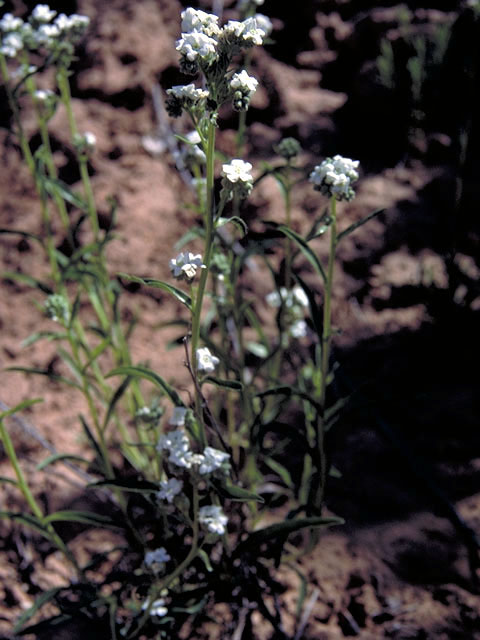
[292, 286, 309, 308]
[157, 477, 183, 503]
[145, 547, 171, 567]
[0, 32, 23, 57]
[34, 89, 54, 101]
[0, 13, 24, 33]
[142, 598, 168, 617]
[290, 319, 308, 338]
[254, 14, 273, 37]
[199, 505, 228, 535]
[31, 5, 57, 23]
[84, 131, 96, 148]
[169, 407, 187, 427]
[176, 31, 217, 64]
[169, 251, 206, 281]
[54, 13, 89, 36]
[35, 22, 60, 44]
[181, 8, 220, 37]
[221, 159, 253, 184]
[173, 130, 206, 165]
[222, 19, 265, 46]
[266, 287, 307, 309]
[168, 83, 209, 101]
[230, 70, 258, 95]
[309, 155, 359, 202]
[196, 347, 220, 373]
[199, 447, 230, 475]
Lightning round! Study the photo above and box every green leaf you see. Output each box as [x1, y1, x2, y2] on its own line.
[118, 273, 192, 310]
[0, 398, 43, 420]
[0, 510, 47, 536]
[88, 478, 159, 494]
[212, 480, 264, 503]
[42, 176, 89, 211]
[245, 341, 269, 358]
[235, 515, 344, 554]
[202, 376, 243, 391]
[263, 457, 294, 490]
[0, 476, 18, 486]
[103, 376, 132, 432]
[0, 228, 43, 244]
[337, 208, 385, 242]
[2, 271, 53, 294]
[6, 366, 83, 391]
[268, 224, 326, 283]
[79, 415, 104, 467]
[106, 365, 184, 406]
[13, 587, 63, 634]
[36, 453, 91, 471]
[215, 216, 248, 236]
[43, 510, 120, 528]
[22, 330, 68, 347]
[197, 549, 213, 572]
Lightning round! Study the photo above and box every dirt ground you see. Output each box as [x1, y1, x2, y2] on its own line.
[1, 0, 480, 638]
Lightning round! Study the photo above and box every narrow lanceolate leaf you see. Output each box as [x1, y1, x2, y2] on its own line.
[268, 223, 327, 283]
[337, 208, 385, 242]
[13, 587, 63, 634]
[117, 273, 192, 310]
[212, 480, 264, 503]
[22, 331, 68, 348]
[256, 386, 322, 414]
[0, 228, 43, 244]
[215, 216, 248, 236]
[202, 376, 244, 391]
[43, 510, 120, 528]
[88, 478, 159, 494]
[6, 367, 83, 391]
[0, 511, 47, 536]
[36, 453, 91, 471]
[42, 176, 89, 211]
[235, 516, 344, 555]
[0, 398, 43, 420]
[106, 365, 183, 406]
[2, 271, 53, 294]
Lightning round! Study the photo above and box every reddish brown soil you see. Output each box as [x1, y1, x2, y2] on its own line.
[1, 1, 479, 638]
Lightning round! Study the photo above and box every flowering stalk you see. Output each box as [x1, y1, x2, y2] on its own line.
[56, 64, 100, 241]
[190, 119, 216, 441]
[314, 195, 337, 510]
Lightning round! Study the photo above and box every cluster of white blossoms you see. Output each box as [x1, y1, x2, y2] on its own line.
[309, 155, 360, 202]
[156, 428, 230, 478]
[0, 5, 89, 62]
[169, 251, 206, 282]
[199, 505, 228, 535]
[230, 70, 258, 111]
[44, 293, 70, 325]
[221, 159, 254, 200]
[266, 286, 310, 339]
[168, 7, 267, 115]
[73, 131, 96, 156]
[165, 84, 209, 118]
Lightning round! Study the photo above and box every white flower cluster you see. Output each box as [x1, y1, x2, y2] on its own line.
[230, 69, 258, 111]
[73, 131, 96, 155]
[0, 6, 89, 60]
[266, 286, 310, 339]
[165, 84, 209, 118]
[156, 429, 230, 476]
[175, 7, 267, 75]
[169, 251, 206, 282]
[309, 155, 360, 202]
[221, 159, 253, 200]
[198, 505, 228, 535]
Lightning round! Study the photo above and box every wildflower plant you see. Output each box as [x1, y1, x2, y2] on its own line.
[0, 3, 385, 638]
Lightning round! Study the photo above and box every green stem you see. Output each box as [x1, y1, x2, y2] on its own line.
[315, 196, 337, 510]
[56, 66, 99, 240]
[0, 415, 82, 576]
[190, 118, 216, 444]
